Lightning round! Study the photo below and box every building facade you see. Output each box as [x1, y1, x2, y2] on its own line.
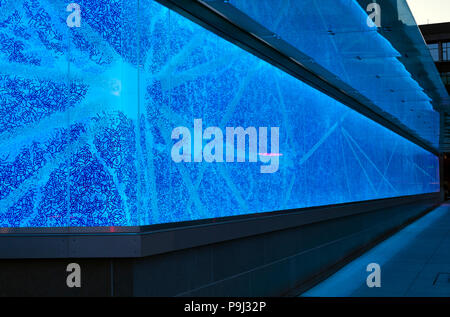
[420, 22, 450, 95]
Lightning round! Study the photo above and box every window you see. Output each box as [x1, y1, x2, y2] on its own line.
[428, 43, 440, 61]
[443, 42, 450, 61]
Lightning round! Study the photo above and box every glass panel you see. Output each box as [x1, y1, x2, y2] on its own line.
[428, 43, 440, 62]
[66, 0, 140, 227]
[443, 42, 450, 61]
[0, 1, 71, 227]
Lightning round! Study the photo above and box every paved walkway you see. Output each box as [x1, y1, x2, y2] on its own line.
[303, 203, 450, 297]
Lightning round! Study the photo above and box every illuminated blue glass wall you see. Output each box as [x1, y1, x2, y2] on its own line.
[0, 0, 439, 227]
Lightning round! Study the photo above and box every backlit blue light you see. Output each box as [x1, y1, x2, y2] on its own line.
[0, 0, 439, 227]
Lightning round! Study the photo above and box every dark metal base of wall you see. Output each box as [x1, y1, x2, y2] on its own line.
[0, 194, 442, 296]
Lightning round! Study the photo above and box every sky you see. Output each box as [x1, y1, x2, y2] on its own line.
[407, 0, 450, 25]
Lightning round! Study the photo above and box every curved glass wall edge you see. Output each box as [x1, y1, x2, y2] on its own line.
[225, 0, 440, 146]
[0, 0, 440, 229]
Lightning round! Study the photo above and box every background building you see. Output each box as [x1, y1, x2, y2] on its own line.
[420, 22, 450, 94]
